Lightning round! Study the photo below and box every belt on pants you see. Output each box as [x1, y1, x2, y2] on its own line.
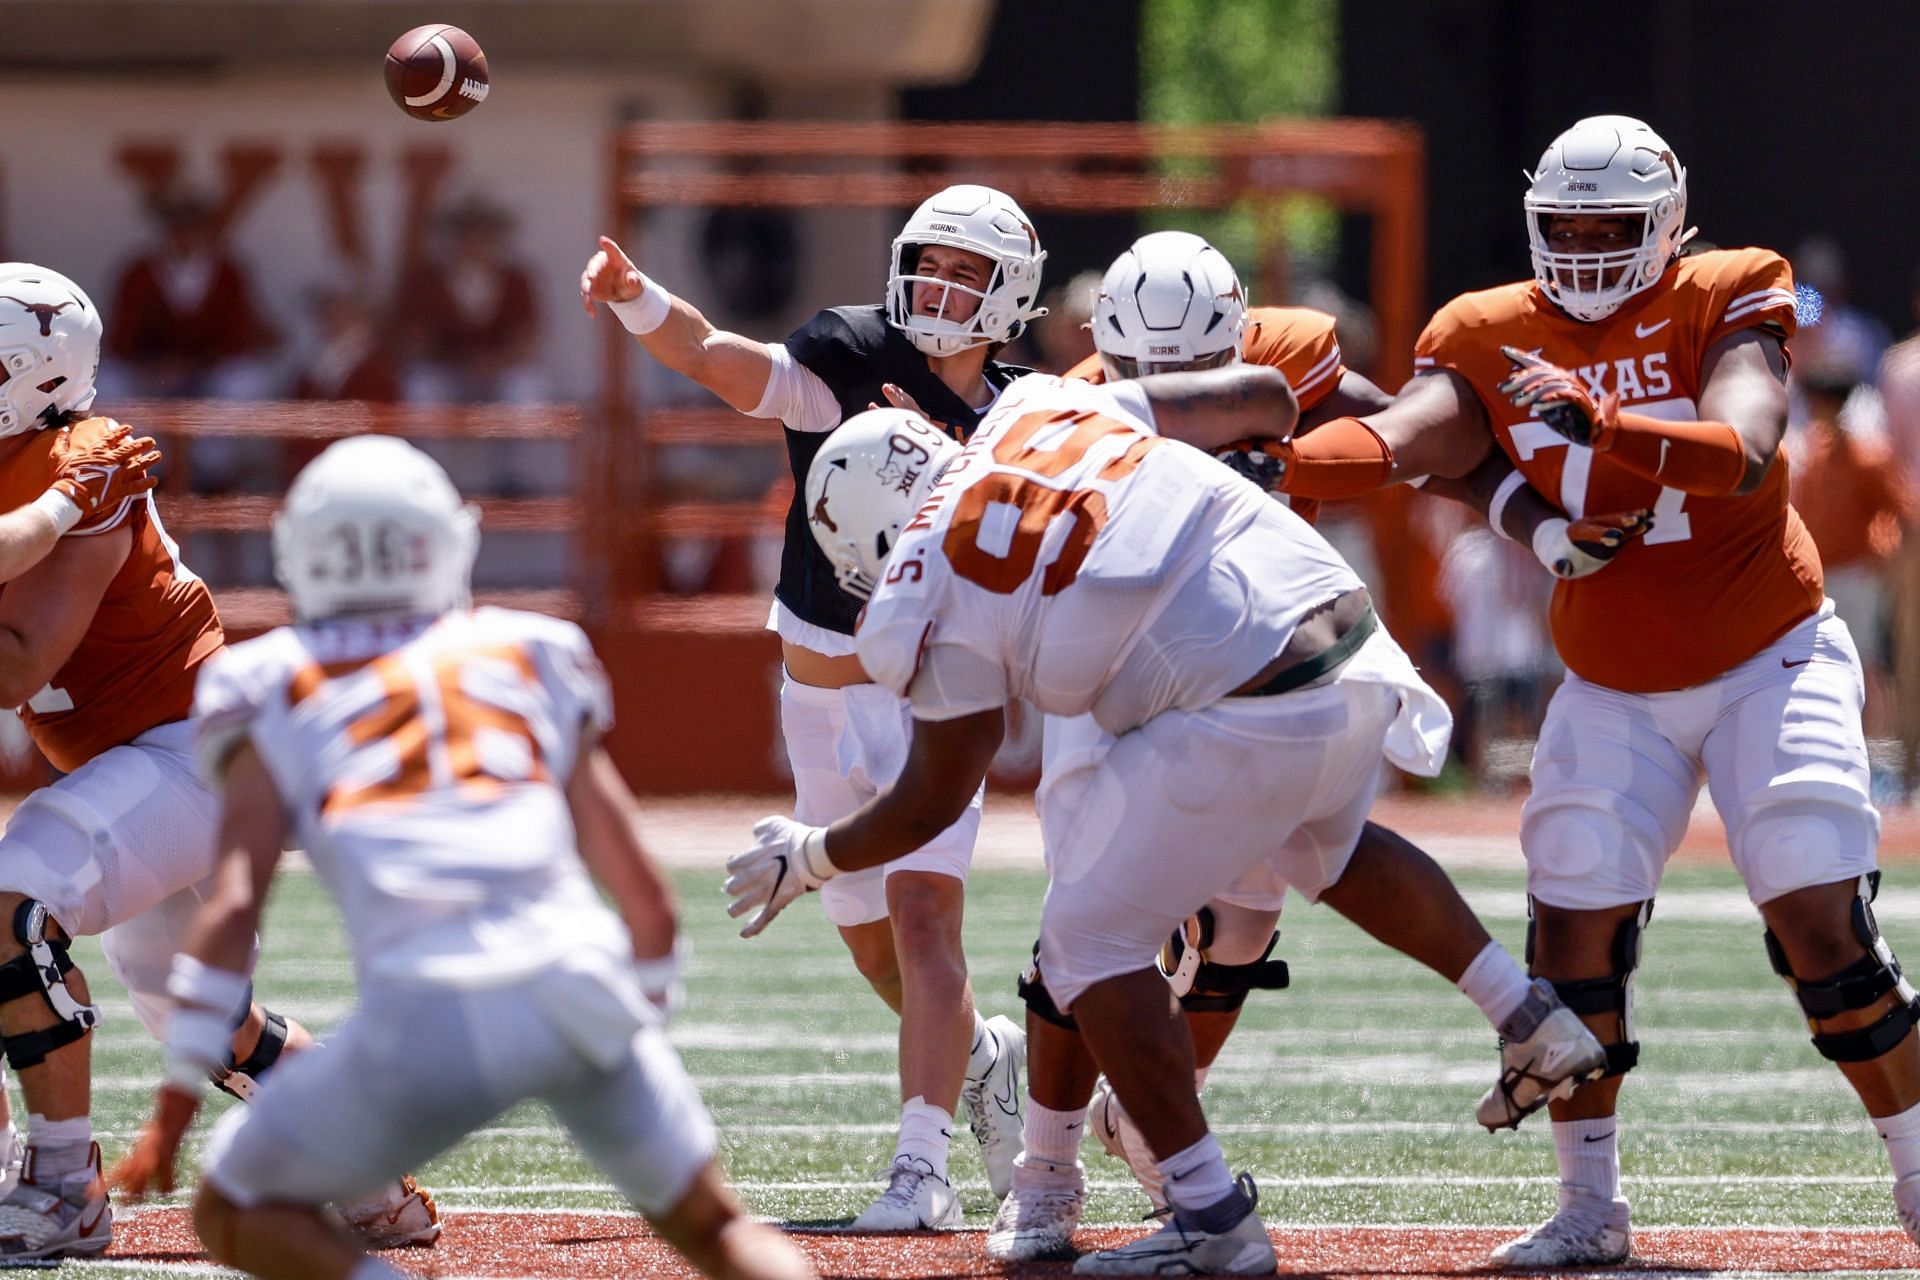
[1233, 606, 1378, 699]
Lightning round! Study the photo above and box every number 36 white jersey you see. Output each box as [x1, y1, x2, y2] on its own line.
[857, 374, 1364, 735]
[194, 607, 627, 987]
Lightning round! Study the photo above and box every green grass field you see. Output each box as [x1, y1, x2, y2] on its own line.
[45, 855, 1920, 1275]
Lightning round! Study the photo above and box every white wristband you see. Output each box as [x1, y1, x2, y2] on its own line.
[1486, 469, 1529, 542]
[1531, 516, 1574, 578]
[607, 274, 673, 336]
[167, 954, 253, 1020]
[32, 488, 83, 536]
[162, 1054, 211, 1098]
[168, 1006, 237, 1075]
[632, 934, 690, 1017]
[801, 826, 840, 885]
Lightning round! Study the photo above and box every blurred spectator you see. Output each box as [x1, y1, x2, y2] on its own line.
[1030, 270, 1101, 373]
[292, 281, 399, 402]
[100, 189, 279, 399]
[397, 198, 546, 405]
[1791, 237, 1892, 429]
[1876, 268, 1920, 799]
[1436, 522, 1558, 787]
[1790, 365, 1916, 747]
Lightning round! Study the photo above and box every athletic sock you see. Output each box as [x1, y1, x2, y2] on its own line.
[1022, 1098, 1084, 1167]
[26, 1114, 92, 1180]
[894, 1096, 955, 1181]
[964, 1012, 998, 1083]
[1876, 1098, 1920, 1181]
[1156, 1132, 1235, 1216]
[1457, 940, 1534, 1029]
[1553, 1116, 1622, 1200]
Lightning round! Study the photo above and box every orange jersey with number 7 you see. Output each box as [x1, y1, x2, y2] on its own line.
[0, 417, 224, 771]
[1415, 247, 1820, 692]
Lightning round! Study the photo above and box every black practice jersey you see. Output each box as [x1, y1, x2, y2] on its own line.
[777, 304, 1030, 637]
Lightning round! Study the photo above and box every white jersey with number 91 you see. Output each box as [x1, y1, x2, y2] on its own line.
[857, 374, 1364, 734]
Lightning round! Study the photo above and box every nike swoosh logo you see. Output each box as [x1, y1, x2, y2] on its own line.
[1782, 657, 1812, 669]
[76, 1206, 107, 1238]
[1657, 438, 1670, 475]
[1583, 1130, 1616, 1144]
[1636, 319, 1671, 338]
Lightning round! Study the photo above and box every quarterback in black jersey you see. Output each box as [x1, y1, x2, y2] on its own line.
[582, 185, 1044, 1230]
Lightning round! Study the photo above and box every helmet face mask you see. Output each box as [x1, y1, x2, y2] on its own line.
[886, 185, 1047, 358]
[274, 436, 480, 624]
[0, 264, 102, 439]
[805, 408, 960, 599]
[1525, 115, 1688, 323]
[1092, 231, 1247, 380]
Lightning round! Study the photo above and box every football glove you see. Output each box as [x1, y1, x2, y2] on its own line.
[1213, 438, 1294, 493]
[724, 816, 839, 938]
[1531, 510, 1654, 579]
[1498, 345, 1621, 449]
[49, 419, 161, 527]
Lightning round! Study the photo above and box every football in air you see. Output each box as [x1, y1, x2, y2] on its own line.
[385, 25, 490, 122]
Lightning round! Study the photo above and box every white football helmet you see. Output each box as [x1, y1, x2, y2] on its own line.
[1092, 230, 1247, 379]
[886, 185, 1047, 358]
[805, 408, 959, 599]
[1525, 115, 1689, 322]
[0, 263, 102, 439]
[274, 435, 480, 623]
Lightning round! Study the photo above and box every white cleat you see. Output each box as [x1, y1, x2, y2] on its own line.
[1088, 1080, 1168, 1213]
[985, 1155, 1085, 1262]
[335, 1175, 443, 1249]
[0, 1142, 111, 1265]
[1894, 1171, 1920, 1245]
[1490, 1186, 1631, 1268]
[960, 1014, 1026, 1199]
[1072, 1173, 1276, 1276]
[850, 1156, 963, 1231]
[1477, 979, 1607, 1131]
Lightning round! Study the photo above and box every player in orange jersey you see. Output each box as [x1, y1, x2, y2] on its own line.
[0, 265, 435, 1263]
[1262, 115, 1920, 1265]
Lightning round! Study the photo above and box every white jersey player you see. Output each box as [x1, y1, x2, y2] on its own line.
[111, 437, 814, 1280]
[724, 372, 1605, 1276]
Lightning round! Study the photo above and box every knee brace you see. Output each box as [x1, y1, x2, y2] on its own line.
[0, 901, 102, 1070]
[214, 1006, 289, 1102]
[1766, 872, 1920, 1063]
[1157, 908, 1290, 1016]
[1017, 941, 1078, 1031]
[1527, 897, 1651, 1079]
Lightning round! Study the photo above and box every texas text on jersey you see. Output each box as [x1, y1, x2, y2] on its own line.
[0, 416, 222, 771]
[1416, 247, 1817, 692]
[777, 305, 1031, 636]
[1069, 305, 1345, 526]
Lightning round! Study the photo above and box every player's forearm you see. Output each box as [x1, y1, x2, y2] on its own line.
[1279, 417, 1398, 498]
[0, 628, 56, 709]
[0, 503, 66, 584]
[622, 291, 774, 415]
[824, 786, 969, 874]
[571, 754, 678, 959]
[824, 709, 1002, 873]
[1600, 412, 1751, 496]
